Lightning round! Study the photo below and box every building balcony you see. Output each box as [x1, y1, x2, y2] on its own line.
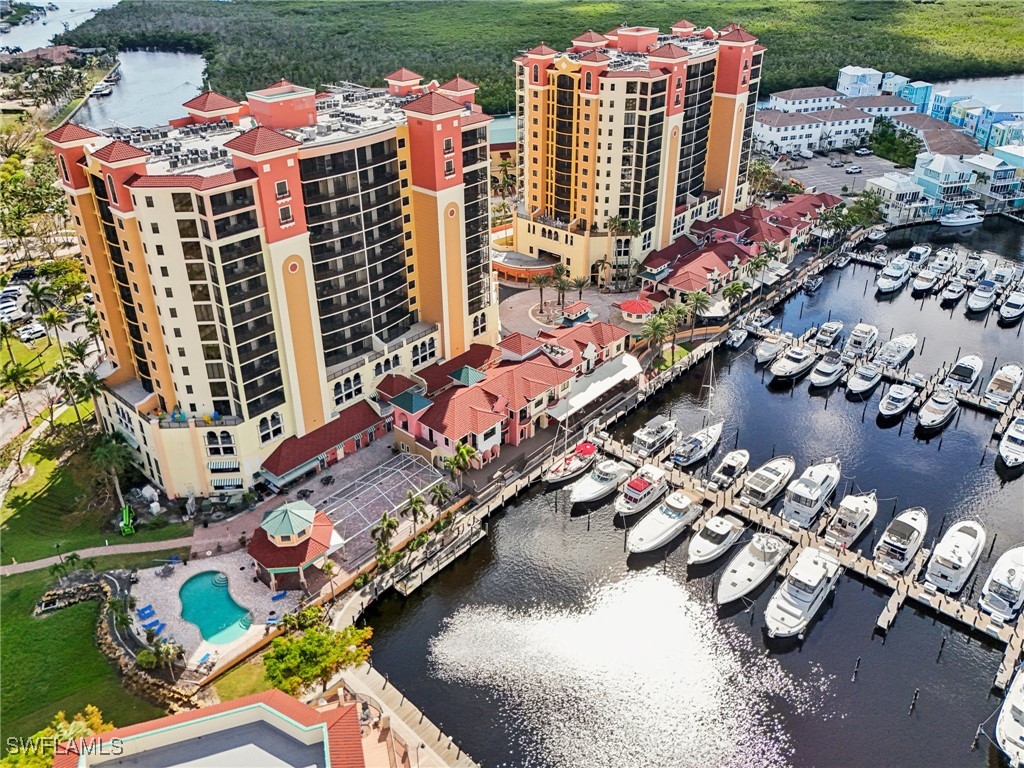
[153, 412, 244, 429]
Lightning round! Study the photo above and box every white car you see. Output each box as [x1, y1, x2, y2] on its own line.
[0, 307, 28, 323]
[855, 147, 872, 157]
[845, 165, 863, 174]
[0, 287, 22, 300]
[17, 322, 46, 342]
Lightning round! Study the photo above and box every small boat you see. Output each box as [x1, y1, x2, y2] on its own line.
[808, 350, 846, 387]
[992, 260, 1021, 288]
[813, 320, 843, 348]
[875, 258, 912, 294]
[669, 421, 723, 467]
[930, 248, 957, 275]
[769, 346, 817, 381]
[878, 383, 916, 418]
[739, 455, 797, 508]
[543, 441, 598, 484]
[779, 456, 842, 529]
[924, 520, 986, 594]
[941, 279, 968, 303]
[866, 226, 887, 242]
[631, 415, 677, 458]
[874, 333, 917, 368]
[985, 363, 1024, 407]
[687, 514, 745, 565]
[90, 82, 113, 97]
[966, 280, 998, 313]
[943, 354, 983, 392]
[764, 547, 842, 639]
[707, 449, 749, 492]
[626, 489, 703, 553]
[823, 492, 878, 549]
[841, 323, 878, 363]
[716, 533, 792, 605]
[803, 274, 824, 294]
[754, 332, 792, 365]
[999, 291, 1024, 324]
[614, 465, 669, 518]
[917, 388, 959, 431]
[846, 363, 882, 396]
[905, 244, 932, 265]
[958, 253, 989, 282]
[999, 416, 1024, 467]
[995, 666, 1024, 766]
[835, 253, 852, 269]
[744, 309, 774, 330]
[874, 507, 929, 574]
[940, 207, 984, 227]
[725, 328, 748, 348]
[570, 459, 631, 505]
[911, 269, 939, 293]
[979, 545, 1024, 622]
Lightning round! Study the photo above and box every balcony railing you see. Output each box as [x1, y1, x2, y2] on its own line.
[153, 413, 244, 429]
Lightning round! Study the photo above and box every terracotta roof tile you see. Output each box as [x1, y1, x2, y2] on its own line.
[439, 75, 478, 92]
[772, 86, 841, 101]
[261, 401, 383, 478]
[648, 43, 689, 60]
[498, 331, 543, 356]
[417, 385, 504, 440]
[91, 140, 150, 164]
[182, 90, 242, 112]
[573, 30, 607, 44]
[247, 509, 334, 569]
[672, 19, 696, 29]
[620, 298, 654, 315]
[385, 67, 422, 82]
[224, 126, 301, 156]
[418, 344, 501, 395]
[44, 122, 99, 144]
[525, 43, 558, 56]
[125, 168, 257, 191]
[401, 91, 465, 116]
[578, 50, 610, 63]
[376, 373, 418, 399]
[718, 27, 757, 43]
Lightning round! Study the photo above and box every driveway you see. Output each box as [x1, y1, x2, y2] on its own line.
[774, 152, 901, 198]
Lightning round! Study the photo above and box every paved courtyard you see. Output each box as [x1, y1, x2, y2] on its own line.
[773, 151, 899, 198]
[498, 283, 647, 336]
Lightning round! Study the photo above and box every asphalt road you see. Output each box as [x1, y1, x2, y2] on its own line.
[776, 152, 901, 197]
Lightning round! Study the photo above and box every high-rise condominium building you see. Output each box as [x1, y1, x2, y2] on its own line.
[47, 72, 498, 496]
[512, 21, 763, 282]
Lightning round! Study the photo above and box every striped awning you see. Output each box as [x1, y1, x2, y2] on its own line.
[211, 477, 243, 488]
[208, 460, 240, 470]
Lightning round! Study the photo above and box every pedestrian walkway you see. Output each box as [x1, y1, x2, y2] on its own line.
[0, 536, 193, 576]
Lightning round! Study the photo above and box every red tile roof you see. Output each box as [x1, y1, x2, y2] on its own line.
[605, 69, 668, 79]
[537, 322, 629, 366]
[525, 43, 558, 56]
[648, 43, 689, 60]
[91, 140, 150, 164]
[224, 126, 301, 156]
[125, 168, 258, 191]
[402, 91, 465, 116]
[376, 373, 418, 399]
[44, 122, 99, 144]
[439, 75, 478, 92]
[620, 298, 654, 315]
[719, 27, 757, 43]
[385, 67, 422, 82]
[772, 192, 843, 222]
[498, 331, 544, 357]
[262, 401, 383, 478]
[573, 30, 607, 44]
[417, 343, 501, 395]
[247, 509, 334, 569]
[182, 90, 242, 112]
[460, 111, 492, 127]
[562, 301, 589, 315]
[417, 385, 504, 440]
[578, 50, 610, 63]
[672, 18, 696, 29]
[52, 691, 365, 768]
[481, 358, 575, 408]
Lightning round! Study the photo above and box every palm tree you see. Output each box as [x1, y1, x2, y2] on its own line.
[722, 281, 749, 308]
[685, 291, 712, 341]
[76, 370, 103, 424]
[65, 338, 91, 369]
[24, 279, 53, 316]
[640, 314, 670, 367]
[39, 307, 68, 359]
[0, 361, 33, 430]
[91, 433, 132, 509]
[430, 482, 453, 510]
[662, 304, 687, 364]
[748, 249, 773, 298]
[83, 307, 103, 359]
[530, 273, 553, 307]
[50, 361, 88, 438]
[443, 441, 478, 490]
[571, 276, 589, 301]
[0, 321, 16, 364]
[404, 491, 427, 526]
[551, 263, 568, 280]
[606, 216, 641, 292]
[370, 510, 400, 559]
[593, 257, 611, 288]
[554, 278, 572, 307]
[321, 558, 338, 606]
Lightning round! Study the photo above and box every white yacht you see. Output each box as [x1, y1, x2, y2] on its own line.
[569, 459, 631, 505]
[959, 253, 989, 282]
[875, 333, 918, 368]
[780, 456, 842, 529]
[809, 350, 846, 387]
[707, 449, 749, 492]
[813, 320, 844, 348]
[917, 388, 959, 431]
[841, 323, 878, 363]
[543, 441, 598, 484]
[670, 421, 723, 468]
[924, 520, 986, 594]
[992, 260, 1021, 288]
[632, 415, 677, 458]
[803, 274, 824, 294]
[823, 492, 878, 549]
[874, 507, 929, 574]
[90, 82, 113, 97]
[614, 465, 669, 518]
[905, 244, 933, 265]
[996, 666, 1024, 767]
[930, 248, 958, 275]
[980, 545, 1024, 622]
[866, 226, 887, 242]
[626, 489, 703, 554]
[944, 354, 983, 392]
[716, 533, 792, 605]
[769, 346, 817, 381]
[764, 547, 842, 639]
[999, 416, 1024, 468]
[940, 207, 984, 227]
[739, 455, 797, 508]
[754, 332, 792, 365]
[966, 280, 998, 313]
[875, 258, 912, 294]
[878, 383, 916, 418]
[985, 362, 1024, 407]
[847, 363, 882, 396]
[941, 279, 968, 303]
[835, 252, 852, 269]
[687, 515, 745, 565]
[725, 328, 748, 348]
[911, 269, 939, 293]
[744, 308, 774, 330]
[1000, 291, 1024, 324]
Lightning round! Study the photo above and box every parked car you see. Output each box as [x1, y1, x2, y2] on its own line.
[1, 285, 23, 298]
[11, 266, 37, 282]
[845, 165, 863, 174]
[828, 159, 843, 168]
[82, 292, 95, 304]
[798, 149, 814, 160]
[17, 322, 46, 342]
[0, 306, 28, 323]
[855, 147, 872, 157]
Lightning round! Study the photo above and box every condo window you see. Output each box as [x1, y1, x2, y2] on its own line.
[275, 180, 289, 199]
[444, 159, 455, 177]
[160, 266, 169, 277]
[172, 193, 193, 212]
[156, 245, 164, 256]
[279, 206, 293, 224]
[443, 137, 454, 154]
[151, 222, 160, 234]
[58, 155, 69, 182]
[165, 287, 173, 298]
[145, 196, 154, 208]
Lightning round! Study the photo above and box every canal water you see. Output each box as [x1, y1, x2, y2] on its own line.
[364, 217, 1024, 768]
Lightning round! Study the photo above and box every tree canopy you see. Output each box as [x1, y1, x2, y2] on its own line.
[0, 706, 114, 768]
[264, 625, 373, 695]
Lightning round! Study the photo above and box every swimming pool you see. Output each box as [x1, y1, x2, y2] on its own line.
[179, 571, 252, 644]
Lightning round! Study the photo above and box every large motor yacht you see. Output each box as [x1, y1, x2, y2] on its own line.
[626, 489, 704, 554]
[631, 415, 677, 458]
[739, 456, 797, 508]
[979, 545, 1024, 622]
[924, 520, 986, 594]
[764, 547, 842, 639]
[779, 457, 842, 529]
[874, 507, 929, 574]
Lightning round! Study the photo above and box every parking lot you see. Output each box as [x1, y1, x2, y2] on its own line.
[774, 151, 900, 198]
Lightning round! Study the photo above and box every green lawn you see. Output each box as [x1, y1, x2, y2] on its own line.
[0, 548, 189, 751]
[0, 408, 193, 566]
[212, 655, 274, 702]
[3, 336, 62, 383]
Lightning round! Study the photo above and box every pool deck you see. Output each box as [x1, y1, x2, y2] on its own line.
[130, 549, 301, 669]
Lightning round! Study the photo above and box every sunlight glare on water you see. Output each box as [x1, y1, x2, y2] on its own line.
[429, 570, 833, 768]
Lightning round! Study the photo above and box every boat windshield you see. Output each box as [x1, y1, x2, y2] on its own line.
[786, 490, 817, 508]
[1006, 299, 1024, 310]
[592, 467, 615, 482]
[991, 581, 1022, 603]
[718, 463, 738, 478]
[889, 391, 910, 403]
[703, 527, 729, 544]
[886, 520, 917, 545]
[1008, 434, 1024, 447]
[788, 576, 819, 598]
[949, 365, 973, 381]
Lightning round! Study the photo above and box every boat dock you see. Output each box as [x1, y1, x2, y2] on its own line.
[393, 524, 487, 597]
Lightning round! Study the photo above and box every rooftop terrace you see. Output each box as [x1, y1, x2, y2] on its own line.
[522, 31, 723, 73]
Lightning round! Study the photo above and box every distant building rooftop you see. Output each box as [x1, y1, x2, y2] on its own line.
[771, 86, 841, 101]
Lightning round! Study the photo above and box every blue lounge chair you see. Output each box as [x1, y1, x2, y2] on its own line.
[137, 607, 154, 620]
[266, 616, 280, 625]
[153, 623, 165, 636]
[197, 652, 210, 666]
[142, 619, 160, 630]
[136, 604, 153, 615]
[271, 591, 287, 601]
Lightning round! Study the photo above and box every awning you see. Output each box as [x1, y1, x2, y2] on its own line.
[546, 353, 643, 421]
[211, 477, 244, 488]
[208, 460, 240, 470]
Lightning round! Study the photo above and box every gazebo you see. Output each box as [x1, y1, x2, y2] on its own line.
[247, 501, 342, 591]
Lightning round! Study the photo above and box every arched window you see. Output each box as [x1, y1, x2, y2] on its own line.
[392, 354, 400, 368]
[334, 381, 344, 406]
[58, 155, 69, 182]
[206, 431, 219, 446]
[473, 313, 487, 336]
[375, 362, 383, 376]
[220, 430, 234, 455]
[106, 174, 118, 204]
[258, 417, 270, 443]
[584, 71, 593, 90]
[532, 64, 539, 82]
[352, 373, 362, 396]
[427, 338, 436, 351]
[260, 413, 283, 443]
